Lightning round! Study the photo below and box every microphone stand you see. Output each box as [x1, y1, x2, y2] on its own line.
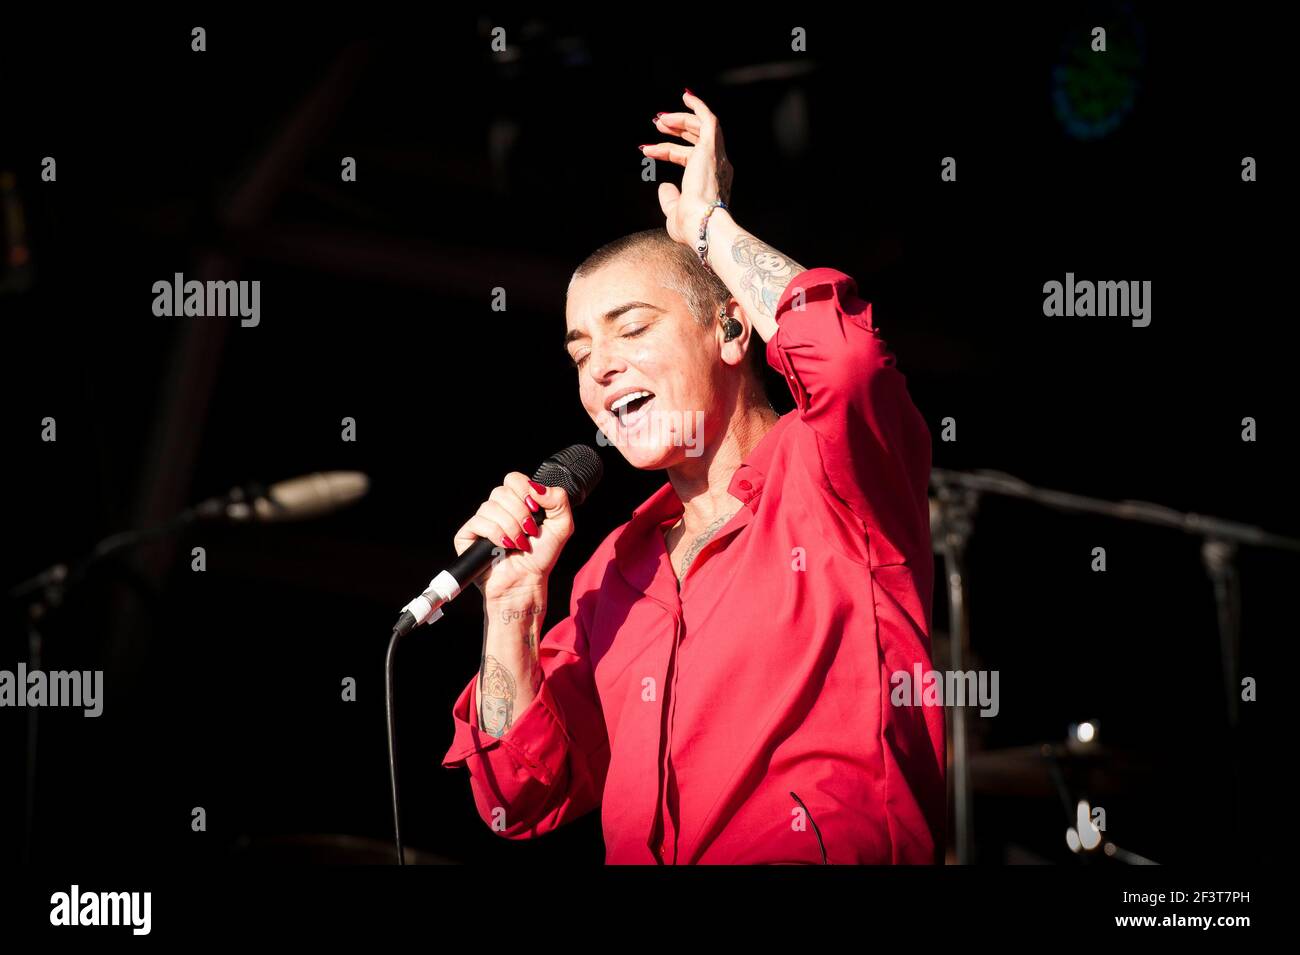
[931, 484, 979, 865]
[7, 507, 202, 864]
[931, 466, 1300, 728]
[5, 480, 272, 863]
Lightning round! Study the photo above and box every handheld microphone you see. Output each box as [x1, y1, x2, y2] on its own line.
[392, 445, 602, 636]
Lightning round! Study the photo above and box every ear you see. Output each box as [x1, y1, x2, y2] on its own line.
[716, 301, 753, 370]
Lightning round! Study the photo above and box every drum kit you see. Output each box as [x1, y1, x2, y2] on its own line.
[929, 466, 1299, 864]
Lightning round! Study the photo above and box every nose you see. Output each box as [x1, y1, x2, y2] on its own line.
[585, 336, 626, 385]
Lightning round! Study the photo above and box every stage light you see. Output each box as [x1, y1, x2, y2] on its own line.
[1068, 719, 1100, 747]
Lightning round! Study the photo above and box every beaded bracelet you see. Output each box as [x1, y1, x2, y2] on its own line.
[695, 199, 729, 274]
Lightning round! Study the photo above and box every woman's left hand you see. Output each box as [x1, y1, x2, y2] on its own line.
[642, 89, 735, 248]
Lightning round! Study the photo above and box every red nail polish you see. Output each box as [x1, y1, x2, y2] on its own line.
[639, 144, 650, 150]
[684, 87, 695, 97]
[523, 514, 540, 536]
[515, 534, 531, 552]
[501, 535, 514, 550]
[655, 112, 665, 118]
[524, 495, 540, 513]
[528, 480, 546, 495]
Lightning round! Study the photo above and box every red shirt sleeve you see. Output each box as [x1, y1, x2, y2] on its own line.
[766, 267, 933, 565]
[441, 571, 610, 838]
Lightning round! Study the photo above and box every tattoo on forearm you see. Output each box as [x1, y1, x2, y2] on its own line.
[500, 605, 544, 625]
[678, 510, 738, 582]
[480, 654, 517, 737]
[730, 236, 806, 319]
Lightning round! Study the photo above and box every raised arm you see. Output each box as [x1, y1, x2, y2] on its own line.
[642, 88, 806, 343]
[643, 91, 932, 565]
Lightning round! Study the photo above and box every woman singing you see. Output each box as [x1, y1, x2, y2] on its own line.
[442, 89, 945, 864]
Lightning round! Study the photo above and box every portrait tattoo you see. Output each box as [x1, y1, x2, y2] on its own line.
[480, 655, 517, 737]
[730, 236, 807, 319]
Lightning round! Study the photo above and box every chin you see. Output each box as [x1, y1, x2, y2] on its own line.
[594, 406, 702, 471]
[616, 443, 683, 471]
[594, 422, 683, 470]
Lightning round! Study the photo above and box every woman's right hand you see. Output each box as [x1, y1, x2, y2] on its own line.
[452, 472, 575, 601]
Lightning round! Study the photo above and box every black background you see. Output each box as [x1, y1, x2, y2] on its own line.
[0, 5, 1290, 877]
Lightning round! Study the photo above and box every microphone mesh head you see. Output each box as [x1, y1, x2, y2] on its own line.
[532, 445, 603, 507]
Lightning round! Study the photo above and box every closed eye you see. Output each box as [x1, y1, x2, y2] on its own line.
[570, 325, 650, 369]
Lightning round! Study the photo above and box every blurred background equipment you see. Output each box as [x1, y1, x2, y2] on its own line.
[8, 471, 369, 864]
[0, 170, 35, 293]
[932, 469, 1297, 864]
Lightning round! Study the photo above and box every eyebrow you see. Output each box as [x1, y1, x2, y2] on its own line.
[563, 302, 663, 350]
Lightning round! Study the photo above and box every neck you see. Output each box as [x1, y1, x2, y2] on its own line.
[666, 394, 778, 536]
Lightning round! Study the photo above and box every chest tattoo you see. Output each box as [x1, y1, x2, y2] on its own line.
[676, 510, 739, 582]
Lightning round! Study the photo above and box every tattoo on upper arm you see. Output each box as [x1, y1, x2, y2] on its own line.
[480, 654, 517, 737]
[730, 236, 806, 319]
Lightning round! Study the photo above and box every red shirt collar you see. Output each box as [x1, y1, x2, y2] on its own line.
[615, 412, 796, 603]
[627, 410, 793, 525]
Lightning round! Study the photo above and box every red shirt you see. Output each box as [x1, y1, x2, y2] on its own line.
[443, 267, 945, 864]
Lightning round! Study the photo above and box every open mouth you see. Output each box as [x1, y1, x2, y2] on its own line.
[610, 390, 655, 428]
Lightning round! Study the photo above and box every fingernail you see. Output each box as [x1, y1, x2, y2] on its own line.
[654, 112, 665, 120]
[684, 87, 695, 97]
[523, 514, 540, 536]
[524, 495, 540, 513]
[501, 535, 514, 550]
[515, 534, 531, 552]
[528, 480, 546, 495]
[638, 144, 650, 150]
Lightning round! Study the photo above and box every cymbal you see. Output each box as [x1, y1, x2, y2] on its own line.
[969, 742, 1148, 797]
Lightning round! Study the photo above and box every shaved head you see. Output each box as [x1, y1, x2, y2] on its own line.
[567, 228, 730, 330]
